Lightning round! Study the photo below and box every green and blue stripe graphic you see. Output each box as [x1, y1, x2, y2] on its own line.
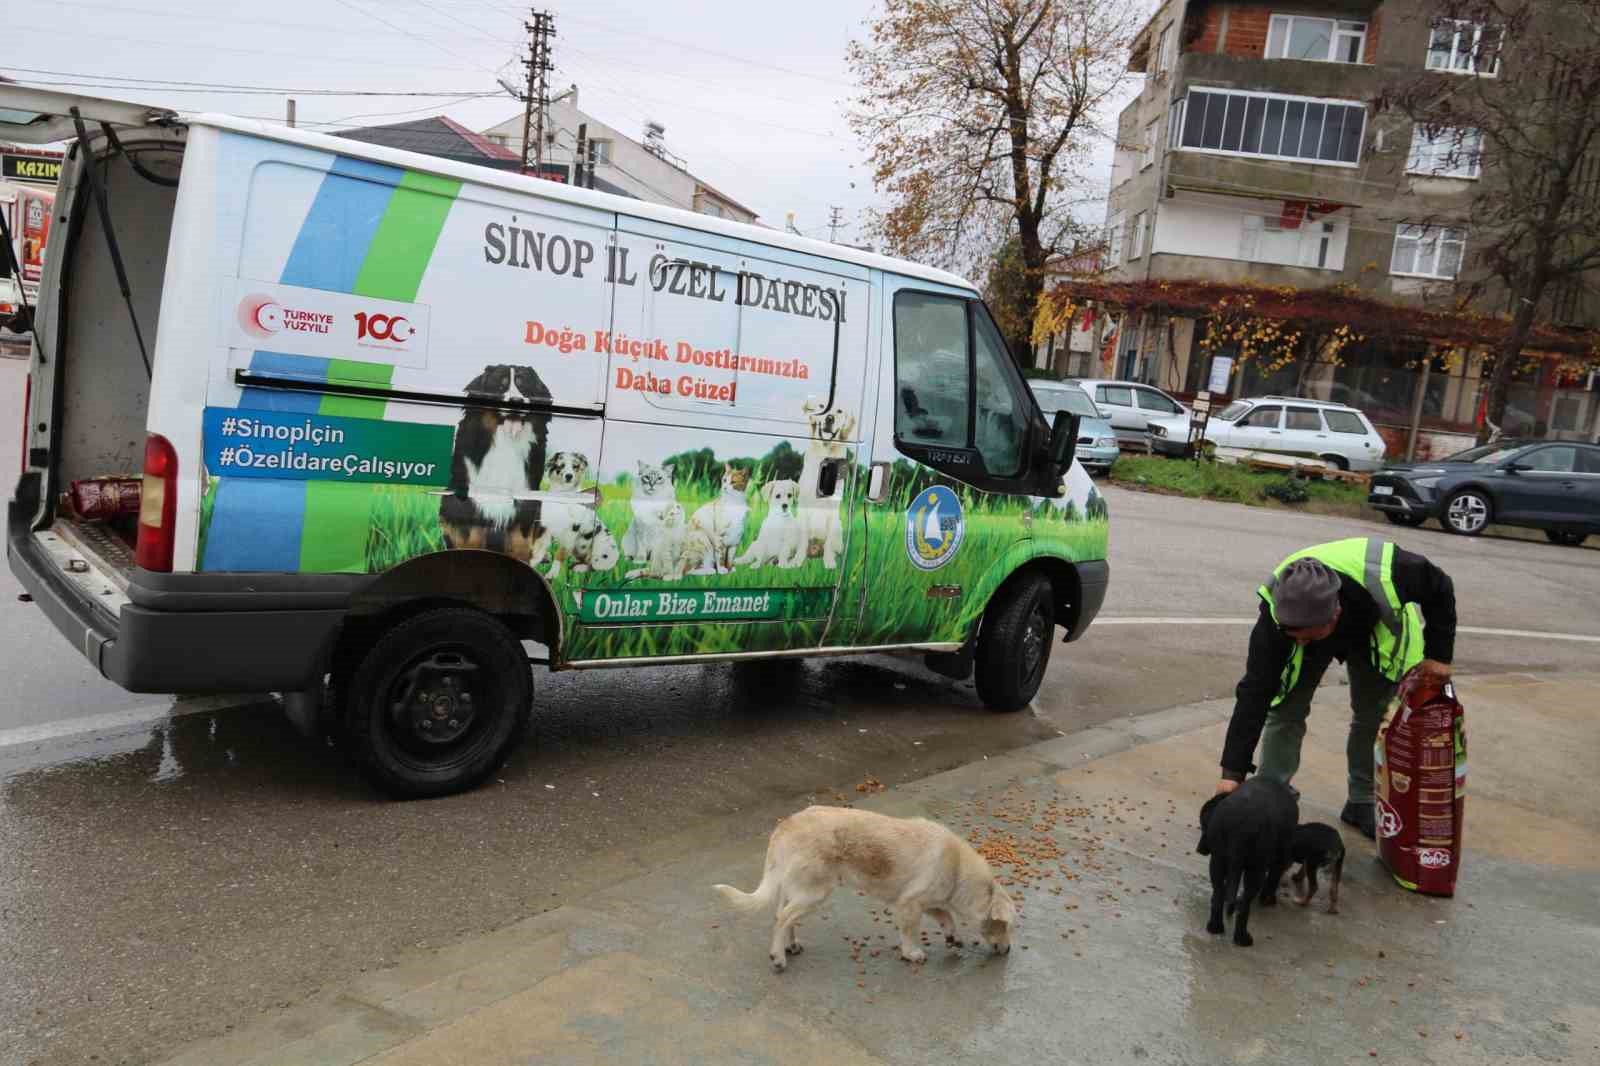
[202, 155, 461, 573]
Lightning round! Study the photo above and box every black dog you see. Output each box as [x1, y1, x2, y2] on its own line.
[1197, 779, 1298, 947]
[1288, 822, 1346, 914]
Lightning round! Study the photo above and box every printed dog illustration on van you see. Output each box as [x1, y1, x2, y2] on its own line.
[439, 364, 553, 562]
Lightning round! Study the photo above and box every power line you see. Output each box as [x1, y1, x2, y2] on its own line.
[4, 77, 494, 98]
[1, 66, 492, 95]
[28, 0, 514, 43]
[328, 0, 506, 76]
[14, 24, 500, 73]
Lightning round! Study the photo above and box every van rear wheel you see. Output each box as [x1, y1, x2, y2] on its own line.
[344, 607, 531, 799]
[974, 574, 1055, 712]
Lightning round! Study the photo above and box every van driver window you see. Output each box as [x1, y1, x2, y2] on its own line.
[893, 293, 971, 448]
[971, 307, 1025, 476]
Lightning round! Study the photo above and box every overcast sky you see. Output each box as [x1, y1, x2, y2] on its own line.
[11, 0, 1134, 247]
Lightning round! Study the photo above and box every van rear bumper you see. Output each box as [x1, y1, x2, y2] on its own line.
[9, 503, 346, 694]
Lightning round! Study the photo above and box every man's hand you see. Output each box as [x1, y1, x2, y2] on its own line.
[1417, 659, 1452, 683]
[1214, 778, 1240, 796]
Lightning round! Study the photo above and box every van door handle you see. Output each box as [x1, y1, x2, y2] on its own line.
[867, 461, 890, 503]
[817, 458, 844, 498]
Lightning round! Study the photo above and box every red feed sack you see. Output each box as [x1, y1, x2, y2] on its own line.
[1375, 672, 1466, 897]
[66, 477, 143, 521]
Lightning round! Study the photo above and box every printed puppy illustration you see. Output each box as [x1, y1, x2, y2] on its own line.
[541, 506, 601, 579]
[537, 451, 598, 577]
[585, 527, 620, 573]
[440, 364, 553, 560]
[545, 451, 590, 493]
[799, 400, 855, 569]
[735, 479, 805, 569]
[621, 460, 677, 562]
[687, 464, 752, 573]
[627, 502, 689, 580]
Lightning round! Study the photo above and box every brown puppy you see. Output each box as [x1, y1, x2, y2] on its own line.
[714, 805, 1016, 972]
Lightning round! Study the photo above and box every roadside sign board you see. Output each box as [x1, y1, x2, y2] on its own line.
[1208, 355, 1234, 394]
[2, 153, 64, 185]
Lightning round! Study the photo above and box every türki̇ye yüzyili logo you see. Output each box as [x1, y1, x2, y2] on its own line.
[237, 294, 414, 344]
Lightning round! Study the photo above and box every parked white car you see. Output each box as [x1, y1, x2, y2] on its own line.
[1073, 379, 1191, 456]
[1204, 396, 1388, 472]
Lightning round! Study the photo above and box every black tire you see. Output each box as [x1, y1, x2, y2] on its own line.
[1442, 488, 1492, 536]
[344, 607, 531, 799]
[1320, 453, 1350, 472]
[1384, 512, 1427, 528]
[974, 573, 1055, 712]
[1545, 529, 1589, 547]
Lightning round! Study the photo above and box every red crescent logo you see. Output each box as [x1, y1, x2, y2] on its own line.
[238, 295, 282, 338]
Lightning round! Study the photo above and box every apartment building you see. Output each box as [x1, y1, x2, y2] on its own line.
[1086, 0, 1599, 444]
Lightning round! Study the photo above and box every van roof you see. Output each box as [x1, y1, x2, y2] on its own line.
[190, 113, 978, 293]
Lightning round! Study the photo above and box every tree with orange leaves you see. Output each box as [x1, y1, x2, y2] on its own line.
[848, 0, 1140, 365]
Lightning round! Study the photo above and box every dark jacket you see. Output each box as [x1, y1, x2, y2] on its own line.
[1220, 547, 1456, 777]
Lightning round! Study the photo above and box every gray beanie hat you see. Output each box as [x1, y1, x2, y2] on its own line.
[1273, 558, 1341, 629]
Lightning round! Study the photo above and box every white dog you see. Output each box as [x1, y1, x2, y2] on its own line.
[799, 400, 855, 569]
[714, 805, 1016, 972]
[733, 479, 805, 569]
[687, 465, 752, 573]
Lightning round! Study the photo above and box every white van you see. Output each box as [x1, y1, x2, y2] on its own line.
[5, 89, 1110, 797]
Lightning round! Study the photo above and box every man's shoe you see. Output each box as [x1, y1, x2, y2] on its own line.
[1341, 802, 1376, 840]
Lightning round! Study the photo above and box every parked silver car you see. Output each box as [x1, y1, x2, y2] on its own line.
[1072, 379, 1191, 456]
[1204, 396, 1388, 472]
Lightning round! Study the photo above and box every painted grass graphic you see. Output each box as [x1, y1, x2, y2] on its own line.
[263, 452, 1109, 665]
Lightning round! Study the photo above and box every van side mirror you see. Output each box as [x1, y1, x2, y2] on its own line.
[1049, 411, 1080, 470]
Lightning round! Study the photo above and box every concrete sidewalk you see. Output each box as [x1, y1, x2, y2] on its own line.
[161, 672, 1600, 1065]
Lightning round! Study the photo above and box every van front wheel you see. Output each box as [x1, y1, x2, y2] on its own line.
[345, 607, 531, 799]
[974, 574, 1055, 712]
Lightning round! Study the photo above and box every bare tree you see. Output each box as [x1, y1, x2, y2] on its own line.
[848, 0, 1140, 365]
[1379, 0, 1600, 439]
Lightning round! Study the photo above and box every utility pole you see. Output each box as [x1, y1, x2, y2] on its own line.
[574, 122, 589, 188]
[827, 205, 844, 243]
[285, 99, 296, 128]
[520, 10, 555, 173]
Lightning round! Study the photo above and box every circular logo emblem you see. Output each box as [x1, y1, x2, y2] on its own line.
[1376, 798, 1403, 839]
[905, 485, 964, 571]
[237, 294, 283, 338]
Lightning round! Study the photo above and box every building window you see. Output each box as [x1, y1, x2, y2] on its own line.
[1141, 121, 1158, 169]
[700, 201, 724, 218]
[1177, 89, 1365, 166]
[1391, 224, 1467, 279]
[487, 134, 509, 146]
[1266, 15, 1367, 64]
[1169, 99, 1186, 149]
[1427, 20, 1501, 75]
[1154, 23, 1174, 75]
[589, 138, 613, 164]
[1129, 212, 1147, 260]
[1406, 126, 1483, 179]
[1107, 214, 1125, 262]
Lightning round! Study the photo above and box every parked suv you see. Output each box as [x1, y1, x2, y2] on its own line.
[1073, 379, 1191, 456]
[1204, 396, 1387, 472]
[1369, 440, 1600, 545]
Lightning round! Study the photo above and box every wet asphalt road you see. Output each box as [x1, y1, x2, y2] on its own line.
[4, 349, 1599, 1063]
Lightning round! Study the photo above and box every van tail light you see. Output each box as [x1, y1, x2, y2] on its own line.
[135, 433, 178, 572]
